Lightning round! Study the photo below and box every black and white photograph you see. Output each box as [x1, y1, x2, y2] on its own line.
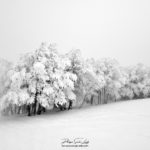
[0, 0, 150, 150]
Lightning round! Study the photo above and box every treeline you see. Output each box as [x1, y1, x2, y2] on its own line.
[0, 43, 150, 116]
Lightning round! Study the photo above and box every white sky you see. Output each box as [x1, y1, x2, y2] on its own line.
[0, 0, 150, 66]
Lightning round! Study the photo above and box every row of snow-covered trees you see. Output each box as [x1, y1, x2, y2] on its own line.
[0, 43, 150, 116]
[83, 59, 150, 104]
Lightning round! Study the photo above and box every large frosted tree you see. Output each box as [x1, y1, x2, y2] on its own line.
[0, 43, 77, 115]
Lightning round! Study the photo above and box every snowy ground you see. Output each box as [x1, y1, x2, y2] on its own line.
[0, 99, 150, 150]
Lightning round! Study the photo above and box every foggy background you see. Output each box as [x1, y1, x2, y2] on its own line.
[0, 0, 150, 66]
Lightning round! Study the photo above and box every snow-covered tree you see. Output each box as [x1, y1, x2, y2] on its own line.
[124, 64, 150, 99]
[66, 49, 83, 74]
[88, 58, 123, 104]
[0, 43, 77, 115]
[65, 49, 85, 107]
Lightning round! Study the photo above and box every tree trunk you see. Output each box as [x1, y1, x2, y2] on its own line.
[17, 106, 20, 114]
[104, 87, 107, 104]
[102, 88, 104, 104]
[27, 105, 31, 116]
[107, 94, 109, 103]
[33, 90, 38, 115]
[79, 94, 86, 108]
[98, 91, 100, 104]
[91, 95, 94, 105]
[15, 105, 17, 114]
[37, 103, 42, 115]
[101, 89, 103, 104]
[100, 90, 101, 104]
[68, 100, 73, 110]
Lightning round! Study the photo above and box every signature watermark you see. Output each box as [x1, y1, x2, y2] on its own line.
[61, 138, 89, 147]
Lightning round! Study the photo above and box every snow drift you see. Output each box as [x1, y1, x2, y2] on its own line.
[0, 99, 150, 150]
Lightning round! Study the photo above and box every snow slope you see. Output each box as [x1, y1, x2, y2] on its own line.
[0, 99, 150, 150]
